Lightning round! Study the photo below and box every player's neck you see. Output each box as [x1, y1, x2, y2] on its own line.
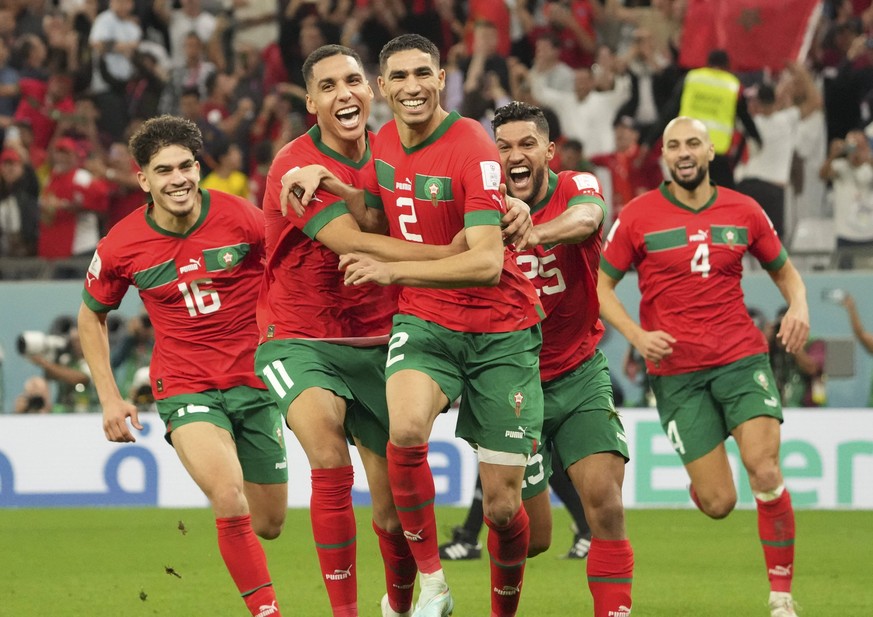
[397, 107, 449, 148]
[151, 193, 202, 234]
[321, 131, 367, 163]
[668, 179, 713, 210]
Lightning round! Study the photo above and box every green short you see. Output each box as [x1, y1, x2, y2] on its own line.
[390, 314, 544, 456]
[254, 339, 391, 456]
[521, 350, 629, 500]
[649, 353, 783, 464]
[155, 386, 288, 484]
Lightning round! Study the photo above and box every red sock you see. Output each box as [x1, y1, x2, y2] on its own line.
[756, 488, 795, 593]
[311, 466, 357, 616]
[386, 442, 441, 573]
[373, 521, 417, 614]
[484, 507, 529, 617]
[216, 514, 281, 616]
[587, 538, 634, 617]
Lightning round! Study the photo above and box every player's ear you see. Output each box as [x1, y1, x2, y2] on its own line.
[136, 170, 149, 193]
[545, 141, 556, 162]
[438, 68, 446, 91]
[376, 76, 387, 98]
[305, 94, 316, 115]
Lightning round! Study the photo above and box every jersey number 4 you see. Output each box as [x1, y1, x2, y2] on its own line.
[178, 279, 221, 316]
[691, 244, 711, 278]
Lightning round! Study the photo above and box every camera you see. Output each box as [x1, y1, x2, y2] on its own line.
[16, 331, 71, 363]
[821, 288, 847, 304]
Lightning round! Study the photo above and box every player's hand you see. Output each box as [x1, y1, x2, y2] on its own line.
[500, 185, 533, 248]
[634, 330, 676, 365]
[102, 398, 143, 443]
[279, 165, 326, 217]
[339, 253, 393, 286]
[776, 304, 810, 355]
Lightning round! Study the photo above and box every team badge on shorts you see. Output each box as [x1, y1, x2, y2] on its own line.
[509, 390, 526, 417]
[753, 370, 771, 391]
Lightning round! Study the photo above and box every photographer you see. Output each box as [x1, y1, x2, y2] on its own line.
[836, 292, 873, 406]
[819, 129, 873, 268]
[110, 312, 153, 408]
[17, 317, 98, 413]
[768, 306, 827, 407]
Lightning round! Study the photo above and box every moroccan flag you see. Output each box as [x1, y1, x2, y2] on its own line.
[678, 0, 823, 72]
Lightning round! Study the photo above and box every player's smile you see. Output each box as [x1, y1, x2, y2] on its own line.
[137, 144, 201, 231]
[379, 49, 445, 135]
[496, 120, 554, 204]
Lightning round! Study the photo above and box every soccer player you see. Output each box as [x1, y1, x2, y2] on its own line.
[490, 101, 634, 617]
[597, 116, 809, 617]
[341, 34, 545, 617]
[77, 115, 287, 617]
[256, 44, 468, 617]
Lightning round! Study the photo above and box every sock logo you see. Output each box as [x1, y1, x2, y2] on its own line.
[392, 582, 415, 590]
[608, 606, 631, 617]
[768, 565, 792, 577]
[493, 585, 521, 597]
[403, 529, 424, 542]
[255, 601, 279, 616]
[325, 565, 353, 581]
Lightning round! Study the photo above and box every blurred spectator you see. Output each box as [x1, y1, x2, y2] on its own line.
[83, 139, 141, 230]
[463, 0, 511, 57]
[820, 25, 873, 143]
[623, 344, 655, 408]
[819, 128, 873, 268]
[644, 49, 761, 189]
[12, 33, 49, 82]
[42, 8, 83, 77]
[525, 46, 631, 156]
[616, 25, 680, 137]
[110, 312, 154, 409]
[735, 62, 822, 241]
[602, 0, 685, 55]
[88, 0, 142, 138]
[177, 86, 227, 174]
[341, 0, 404, 64]
[161, 32, 217, 115]
[556, 137, 597, 174]
[14, 72, 76, 153]
[590, 115, 663, 223]
[517, 0, 601, 69]
[838, 292, 873, 406]
[528, 31, 575, 93]
[37, 137, 107, 263]
[0, 147, 39, 257]
[16, 319, 98, 413]
[0, 36, 19, 138]
[768, 306, 827, 407]
[126, 42, 169, 122]
[200, 140, 250, 201]
[231, 0, 279, 56]
[152, 0, 217, 69]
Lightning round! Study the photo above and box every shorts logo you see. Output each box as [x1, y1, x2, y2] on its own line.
[275, 460, 287, 470]
[426, 177, 444, 207]
[753, 370, 771, 391]
[218, 246, 239, 270]
[504, 426, 526, 439]
[510, 390, 526, 417]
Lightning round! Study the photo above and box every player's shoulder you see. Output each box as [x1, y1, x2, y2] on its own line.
[619, 184, 665, 219]
[271, 131, 317, 170]
[103, 204, 149, 245]
[714, 185, 766, 213]
[556, 169, 603, 194]
[206, 189, 263, 222]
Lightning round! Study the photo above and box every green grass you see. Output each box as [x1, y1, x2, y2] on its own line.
[1, 507, 870, 615]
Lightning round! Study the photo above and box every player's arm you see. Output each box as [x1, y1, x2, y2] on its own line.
[341, 224, 504, 288]
[597, 268, 675, 363]
[315, 214, 464, 262]
[522, 201, 603, 250]
[280, 164, 386, 233]
[77, 302, 142, 443]
[766, 259, 810, 354]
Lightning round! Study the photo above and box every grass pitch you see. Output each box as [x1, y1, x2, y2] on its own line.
[1, 507, 870, 616]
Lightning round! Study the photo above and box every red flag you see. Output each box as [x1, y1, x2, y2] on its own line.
[679, 0, 823, 72]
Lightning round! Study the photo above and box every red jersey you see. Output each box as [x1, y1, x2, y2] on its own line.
[600, 182, 786, 376]
[362, 112, 543, 333]
[82, 189, 266, 398]
[516, 171, 606, 382]
[259, 125, 397, 343]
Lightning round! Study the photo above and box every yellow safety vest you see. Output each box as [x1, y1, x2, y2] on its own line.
[679, 67, 741, 154]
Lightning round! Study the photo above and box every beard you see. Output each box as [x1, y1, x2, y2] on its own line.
[669, 164, 708, 192]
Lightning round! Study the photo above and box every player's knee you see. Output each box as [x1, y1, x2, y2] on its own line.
[483, 498, 519, 528]
[700, 493, 737, 519]
[253, 518, 285, 540]
[389, 424, 430, 447]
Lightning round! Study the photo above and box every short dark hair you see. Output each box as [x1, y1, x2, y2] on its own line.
[491, 101, 551, 139]
[129, 115, 203, 168]
[706, 49, 730, 70]
[756, 83, 776, 105]
[379, 34, 440, 73]
[302, 44, 365, 88]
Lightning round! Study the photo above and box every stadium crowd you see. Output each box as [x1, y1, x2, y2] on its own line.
[0, 0, 871, 276]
